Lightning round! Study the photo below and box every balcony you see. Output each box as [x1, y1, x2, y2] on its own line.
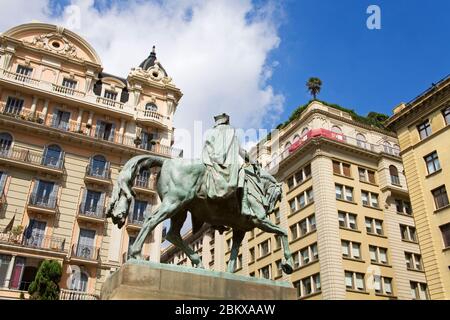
[84, 164, 111, 185]
[0, 232, 66, 253]
[96, 96, 124, 109]
[266, 129, 401, 171]
[0, 146, 64, 175]
[59, 289, 99, 300]
[136, 110, 167, 128]
[78, 203, 105, 223]
[1, 69, 40, 86]
[133, 176, 157, 195]
[52, 83, 85, 97]
[126, 215, 145, 231]
[28, 193, 58, 214]
[70, 243, 101, 264]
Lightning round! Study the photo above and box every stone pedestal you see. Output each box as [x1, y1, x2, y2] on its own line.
[101, 260, 296, 300]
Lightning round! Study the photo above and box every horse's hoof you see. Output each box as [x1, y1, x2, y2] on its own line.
[281, 263, 293, 274]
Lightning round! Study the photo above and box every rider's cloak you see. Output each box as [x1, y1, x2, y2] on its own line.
[201, 123, 243, 199]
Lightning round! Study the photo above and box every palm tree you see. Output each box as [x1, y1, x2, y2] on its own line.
[306, 77, 322, 100]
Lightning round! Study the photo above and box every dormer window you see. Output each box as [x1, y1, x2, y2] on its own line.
[104, 90, 117, 101]
[62, 78, 77, 89]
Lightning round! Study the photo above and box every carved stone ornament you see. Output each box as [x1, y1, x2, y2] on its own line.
[27, 32, 80, 60]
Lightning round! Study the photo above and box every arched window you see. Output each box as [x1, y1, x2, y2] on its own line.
[331, 125, 344, 140]
[301, 127, 309, 136]
[389, 165, 400, 185]
[383, 141, 392, 153]
[293, 134, 300, 143]
[70, 271, 89, 292]
[90, 155, 108, 177]
[43, 144, 62, 167]
[285, 142, 292, 150]
[356, 133, 367, 148]
[136, 168, 150, 188]
[145, 103, 158, 113]
[0, 133, 13, 154]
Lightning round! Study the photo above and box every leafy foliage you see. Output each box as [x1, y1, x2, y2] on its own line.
[28, 260, 62, 300]
[306, 77, 322, 100]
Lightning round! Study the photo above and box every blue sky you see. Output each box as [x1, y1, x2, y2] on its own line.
[266, 0, 450, 127]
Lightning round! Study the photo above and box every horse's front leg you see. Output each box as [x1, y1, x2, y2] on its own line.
[226, 229, 245, 273]
[253, 217, 294, 274]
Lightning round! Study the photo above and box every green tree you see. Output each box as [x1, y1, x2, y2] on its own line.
[306, 77, 322, 100]
[28, 260, 62, 300]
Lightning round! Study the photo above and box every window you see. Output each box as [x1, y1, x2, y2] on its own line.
[331, 125, 343, 135]
[410, 282, 429, 300]
[275, 260, 282, 277]
[0, 132, 13, 155]
[95, 120, 115, 142]
[338, 211, 358, 230]
[440, 223, 450, 248]
[82, 189, 103, 216]
[145, 103, 158, 113]
[417, 120, 432, 140]
[341, 240, 361, 260]
[335, 184, 353, 202]
[290, 214, 316, 240]
[16, 65, 33, 76]
[51, 109, 71, 130]
[89, 155, 109, 178]
[0, 254, 12, 287]
[424, 151, 441, 175]
[290, 188, 314, 212]
[226, 239, 232, 251]
[373, 276, 393, 295]
[294, 243, 318, 268]
[131, 200, 148, 224]
[104, 90, 118, 101]
[31, 180, 57, 208]
[274, 235, 282, 250]
[259, 265, 271, 279]
[0, 172, 7, 195]
[70, 271, 88, 292]
[294, 274, 321, 298]
[389, 165, 401, 185]
[43, 144, 63, 168]
[4, 97, 24, 116]
[366, 218, 384, 235]
[405, 252, 422, 271]
[259, 239, 271, 257]
[400, 224, 417, 242]
[432, 185, 449, 210]
[249, 248, 255, 263]
[236, 254, 242, 270]
[361, 191, 379, 208]
[356, 133, 367, 148]
[395, 199, 412, 216]
[288, 164, 311, 189]
[332, 161, 351, 177]
[358, 167, 376, 184]
[443, 106, 450, 125]
[62, 78, 77, 89]
[369, 246, 388, 264]
[345, 271, 365, 291]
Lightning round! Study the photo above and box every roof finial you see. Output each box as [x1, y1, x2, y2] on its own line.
[152, 45, 156, 54]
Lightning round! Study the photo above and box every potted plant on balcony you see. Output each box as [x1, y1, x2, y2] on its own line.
[10, 225, 24, 243]
[133, 136, 142, 147]
[86, 123, 92, 129]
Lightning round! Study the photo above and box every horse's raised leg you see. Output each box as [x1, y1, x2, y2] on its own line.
[252, 217, 294, 274]
[165, 212, 204, 268]
[129, 196, 183, 259]
[226, 229, 245, 273]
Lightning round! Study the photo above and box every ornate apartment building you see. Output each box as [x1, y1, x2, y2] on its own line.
[162, 100, 428, 300]
[0, 23, 182, 299]
[386, 75, 450, 299]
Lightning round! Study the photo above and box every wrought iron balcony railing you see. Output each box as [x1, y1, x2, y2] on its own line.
[0, 231, 66, 252]
[28, 192, 58, 210]
[133, 176, 157, 190]
[78, 202, 105, 219]
[0, 146, 64, 170]
[85, 164, 111, 180]
[71, 243, 101, 261]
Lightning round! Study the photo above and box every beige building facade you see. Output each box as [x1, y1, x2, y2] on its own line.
[386, 75, 450, 299]
[0, 23, 182, 299]
[162, 101, 428, 300]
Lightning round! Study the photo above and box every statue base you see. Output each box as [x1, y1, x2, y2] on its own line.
[100, 260, 296, 300]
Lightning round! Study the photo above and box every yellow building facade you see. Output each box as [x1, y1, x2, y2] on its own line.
[0, 23, 182, 299]
[386, 75, 450, 299]
[163, 101, 428, 300]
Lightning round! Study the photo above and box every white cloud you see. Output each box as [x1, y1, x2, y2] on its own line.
[0, 0, 285, 158]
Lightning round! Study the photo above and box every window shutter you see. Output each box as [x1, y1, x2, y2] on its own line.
[41, 146, 48, 166]
[332, 161, 340, 174]
[80, 188, 88, 213]
[145, 202, 152, 219]
[0, 172, 7, 194]
[95, 120, 101, 138]
[96, 192, 105, 217]
[109, 123, 116, 142]
[50, 183, 58, 207]
[93, 80, 102, 96]
[368, 171, 376, 184]
[343, 163, 351, 177]
[120, 88, 129, 103]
